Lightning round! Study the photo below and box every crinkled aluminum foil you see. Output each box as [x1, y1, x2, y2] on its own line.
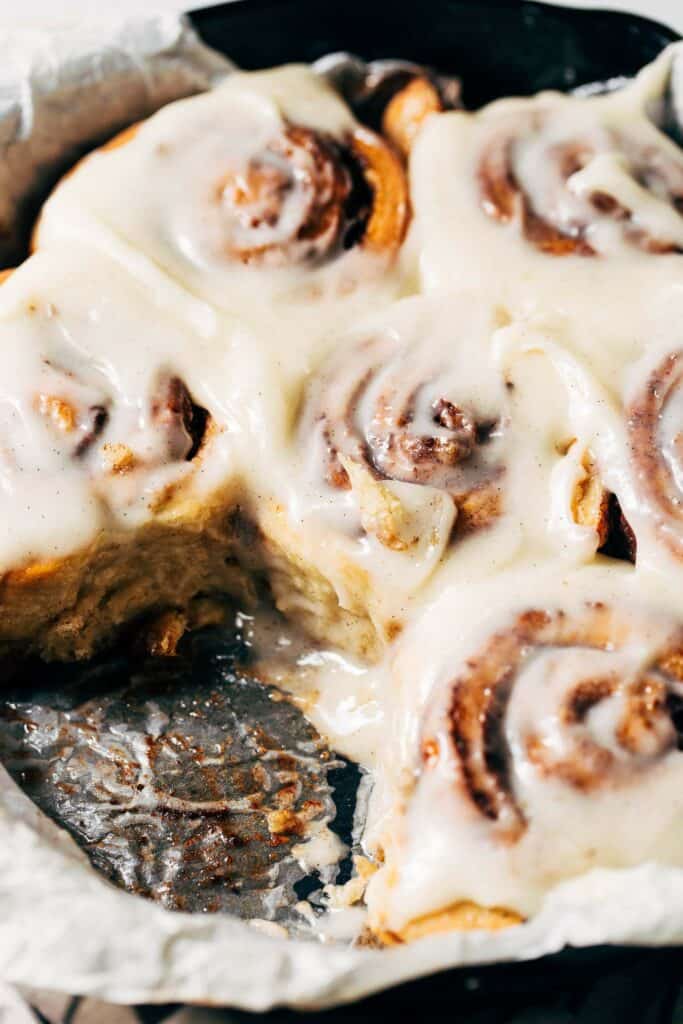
[2, 11, 683, 1014]
[0, 629, 355, 929]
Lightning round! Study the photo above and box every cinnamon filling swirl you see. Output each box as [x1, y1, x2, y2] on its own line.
[628, 350, 683, 556]
[33, 366, 209, 483]
[478, 112, 683, 256]
[307, 331, 505, 538]
[201, 122, 407, 267]
[382, 76, 458, 156]
[150, 373, 210, 464]
[428, 604, 683, 843]
[35, 376, 109, 460]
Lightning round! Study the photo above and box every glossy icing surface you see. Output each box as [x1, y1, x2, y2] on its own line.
[17, 50, 683, 932]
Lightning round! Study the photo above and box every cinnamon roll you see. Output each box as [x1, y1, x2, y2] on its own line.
[0, 246, 266, 660]
[366, 566, 683, 940]
[254, 296, 509, 652]
[477, 111, 683, 256]
[382, 75, 455, 155]
[255, 296, 638, 652]
[0, 243, 405, 666]
[33, 66, 409, 322]
[411, 47, 683, 301]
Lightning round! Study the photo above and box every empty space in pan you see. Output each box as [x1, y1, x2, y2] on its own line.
[0, 624, 361, 933]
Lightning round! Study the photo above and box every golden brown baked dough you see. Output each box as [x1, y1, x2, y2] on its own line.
[0, 490, 252, 662]
[375, 901, 523, 945]
[364, 569, 683, 937]
[382, 76, 446, 156]
[34, 83, 409, 269]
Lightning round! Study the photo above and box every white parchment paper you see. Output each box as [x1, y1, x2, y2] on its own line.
[3, 756, 683, 1011]
[0, 11, 231, 264]
[0, 9, 683, 1013]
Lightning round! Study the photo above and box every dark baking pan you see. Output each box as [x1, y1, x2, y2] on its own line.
[190, 0, 678, 104]
[192, 2, 683, 1021]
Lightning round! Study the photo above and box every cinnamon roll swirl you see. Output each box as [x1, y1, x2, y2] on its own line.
[366, 568, 683, 940]
[34, 66, 409, 319]
[446, 602, 682, 838]
[627, 349, 683, 559]
[302, 298, 506, 544]
[411, 49, 683, 301]
[477, 110, 683, 256]
[249, 296, 514, 656]
[5, 310, 214, 523]
[27, 357, 210, 487]
[0, 246, 263, 660]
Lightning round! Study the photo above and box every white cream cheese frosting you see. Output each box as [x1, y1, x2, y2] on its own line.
[366, 562, 683, 929]
[0, 245, 264, 567]
[34, 65, 409, 352]
[408, 45, 683, 327]
[11, 42, 683, 937]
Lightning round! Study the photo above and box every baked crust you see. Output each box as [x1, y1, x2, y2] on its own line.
[0, 487, 253, 661]
[373, 902, 523, 945]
